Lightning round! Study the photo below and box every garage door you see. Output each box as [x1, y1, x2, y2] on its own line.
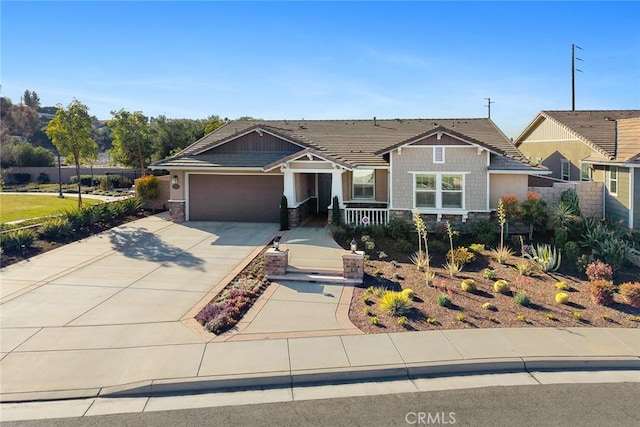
[188, 174, 283, 222]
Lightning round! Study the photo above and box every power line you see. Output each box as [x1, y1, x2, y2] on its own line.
[484, 97, 494, 119]
[572, 43, 583, 111]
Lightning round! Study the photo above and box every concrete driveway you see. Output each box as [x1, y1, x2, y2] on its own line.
[0, 214, 278, 399]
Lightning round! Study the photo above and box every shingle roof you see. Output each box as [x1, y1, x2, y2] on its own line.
[518, 110, 640, 159]
[156, 118, 532, 169]
[615, 117, 640, 163]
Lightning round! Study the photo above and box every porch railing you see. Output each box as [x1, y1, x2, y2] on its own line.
[344, 208, 389, 226]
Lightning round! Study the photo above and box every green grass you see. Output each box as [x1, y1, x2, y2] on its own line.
[0, 194, 102, 223]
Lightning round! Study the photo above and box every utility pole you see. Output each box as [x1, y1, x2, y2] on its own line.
[572, 44, 583, 111]
[484, 97, 494, 119]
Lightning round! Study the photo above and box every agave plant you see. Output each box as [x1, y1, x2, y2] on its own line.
[525, 243, 561, 272]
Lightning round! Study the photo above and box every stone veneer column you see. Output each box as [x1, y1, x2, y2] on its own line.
[343, 251, 364, 282]
[264, 248, 289, 276]
[168, 200, 186, 222]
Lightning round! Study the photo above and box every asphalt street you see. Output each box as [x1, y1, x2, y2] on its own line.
[5, 382, 639, 427]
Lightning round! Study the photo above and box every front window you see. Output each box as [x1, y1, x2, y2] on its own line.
[561, 160, 570, 181]
[609, 166, 618, 195]
[353, 169, 374, 199]
[415, 174, 436, 208]
[581, 163, 591, 181]
[441, 174, 463, 208]
[415, 173, 464, 209]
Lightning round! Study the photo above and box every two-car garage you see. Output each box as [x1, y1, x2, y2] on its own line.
[188, 174, 284, 222]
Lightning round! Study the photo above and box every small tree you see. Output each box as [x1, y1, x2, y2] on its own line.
[521, 191, 548, 238]
[135, 174, 160, 210]
[331, 196, 341, 225]
[45, 99, 97, 207]
[280, 195, 289, 231]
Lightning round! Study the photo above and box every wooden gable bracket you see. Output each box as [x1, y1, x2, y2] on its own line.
[397, 147, 402, 155]
[256, 129, 263, 137]
[306, 153, 313, 160]
[437, 131, 443, 140]
[477, 147, 484, 155]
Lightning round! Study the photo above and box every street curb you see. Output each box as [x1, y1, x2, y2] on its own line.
[2, 356, 638, 403]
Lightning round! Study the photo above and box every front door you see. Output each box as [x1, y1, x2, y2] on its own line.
[317, 173, 332, 213]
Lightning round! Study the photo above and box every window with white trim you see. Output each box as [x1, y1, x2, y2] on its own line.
[415, 173, 464, 209]
[561, 159, 570, 181]
[433, 147, 445, 164]
[353, 169, 375, 199]
[609, 166, 618, 195]
[581, 163, 591, 181]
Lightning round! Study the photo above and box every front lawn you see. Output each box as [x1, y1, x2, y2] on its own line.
[0, 194, 101, 223]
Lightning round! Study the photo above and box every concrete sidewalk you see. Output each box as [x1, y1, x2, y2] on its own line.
[1, 327, 638, 402]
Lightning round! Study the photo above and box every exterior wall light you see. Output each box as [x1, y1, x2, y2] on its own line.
[350, 238, 358, 253]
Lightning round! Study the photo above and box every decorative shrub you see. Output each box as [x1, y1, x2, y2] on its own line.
[362, 307, 372, 315]
[460, 279, 476, 293]
[361, 294, 370, 304]
[386, 217, 412, 240]
[521, 191, 548, 234]
[135, 174, 160, 204]
[482, 302, 495, 311]
[427, 240, 447, 253]
[483, 268, 497, 280]
[490, 245, 515, 264]
[572, 311, 583, 321]
[456, 313, 466, 322]
[469, 243, 485, 253]
[427, 317, 438, 324]
[378, 291, 412, 316]
[555, 281, 570, 291]
[564, 241, 581, 265]
[395, 239, 414, 253]
[585, 261, 613, 282]
[409, 250, 429, 271]
[331, 196, 340, 225]
[279, 195, 289, 231]
[0, 228, 37, 252]
[589, 280, 615, 306]
[499, 194, 521, 220]
[514, 291, 531, 307]
[472, 219, 496, 244]
[38, 217, 72, 242]
[370, 316, 379, 325]
[515, 259, 534, 276]
[447, 247, 475, 265]
[397, 316, 409, 326]
[516, 314, 526, 322]
[525, 243, 561, 272]
[493, 279, 509, 294]
[401, 288, 415, 300]
[555, 292, 570, 304]
[546, 313, 556, 320]
[372, 285, 387, 297]
[620, 282, 640, 307]
[560, 188, 581, 217]
[436, 294, 451, 307]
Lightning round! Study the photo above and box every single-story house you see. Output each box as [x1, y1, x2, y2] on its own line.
[514, 110, 640, 229]
[150, 118, 548, 226]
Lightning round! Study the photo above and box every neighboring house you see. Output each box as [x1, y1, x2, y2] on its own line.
[150, 118, 547, 226]
[515, 110, 640, 229]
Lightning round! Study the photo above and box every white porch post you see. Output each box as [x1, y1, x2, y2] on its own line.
[282, 168, 296, 204]
[331, 169, 345, 208]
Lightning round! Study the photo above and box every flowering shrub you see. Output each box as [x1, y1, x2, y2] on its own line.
[195, 265, 269, 335]
[620, 282, 640, 307]
[499, 194, 521, 220]
[585, 260, 613, 282]
[589, 279, 615, 306]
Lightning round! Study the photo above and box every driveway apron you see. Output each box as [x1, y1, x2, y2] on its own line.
[0, 215, 278, 398]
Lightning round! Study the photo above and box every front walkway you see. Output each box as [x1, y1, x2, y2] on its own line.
[213, 225, 361, 341]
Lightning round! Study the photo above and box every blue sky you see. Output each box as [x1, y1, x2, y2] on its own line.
[2, 1, 639, 138]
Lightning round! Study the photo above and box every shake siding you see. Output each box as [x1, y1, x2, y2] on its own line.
[634, 171, 640, 229]
[606, 168, 630, 227]
[391, 147, 487, 210]
[519, 138, 596, 180]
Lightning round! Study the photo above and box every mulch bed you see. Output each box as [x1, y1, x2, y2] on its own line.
[343, 235, 640, 334]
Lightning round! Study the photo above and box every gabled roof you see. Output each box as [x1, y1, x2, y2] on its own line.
[263, 147, 352, 171]
[514, 110, 640, 159]
[155, 118, 532, 169]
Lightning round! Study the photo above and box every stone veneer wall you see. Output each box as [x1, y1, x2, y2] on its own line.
[168, 200, 186, 222]
[287, 198, 317, 227]
[389, 210, 490, 234]
[529, 181, 603, 219]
